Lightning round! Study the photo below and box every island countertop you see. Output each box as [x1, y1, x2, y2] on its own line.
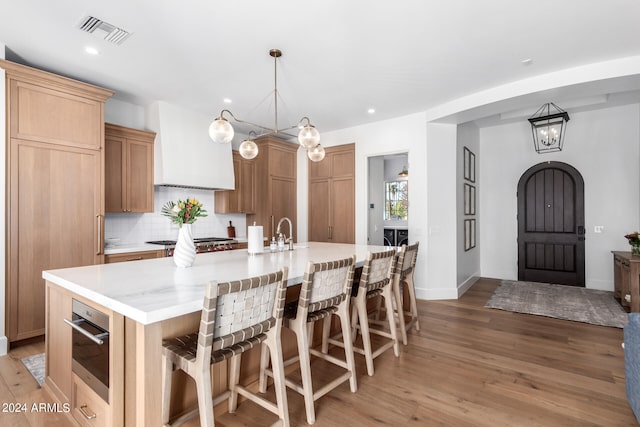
[43, 242, 390, 325]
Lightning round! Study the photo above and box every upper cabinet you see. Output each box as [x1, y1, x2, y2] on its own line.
[215, 151, 256, 214]
[105, 123, 156, 213]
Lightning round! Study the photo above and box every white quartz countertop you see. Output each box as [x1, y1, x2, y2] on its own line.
[43, 242, 391, 325]
[104, 243, 165, 255]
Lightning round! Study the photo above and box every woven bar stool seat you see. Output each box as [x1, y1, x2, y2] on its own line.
[260, 256, 358, 425]
[326, 249, 400, 376]
[161, 268, 290, 427]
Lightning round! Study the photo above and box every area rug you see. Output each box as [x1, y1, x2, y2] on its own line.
[485, 280, 628, 328]
[21, 353, 45, 387]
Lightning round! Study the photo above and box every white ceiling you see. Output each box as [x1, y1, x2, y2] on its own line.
[2, 0, 640, 134]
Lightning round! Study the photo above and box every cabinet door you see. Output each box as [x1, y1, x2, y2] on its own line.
[240, 159, 256, 214]
[10, 80, 103, 150]
[46, 284, 73, 403]
[309, 180, 330, 242]
[126, 139, 154, 212]
[105, 136, 125, 212]
[271, 178, 297, 241]
[9, 139, 103, 341]
[330, 177, 355, 243]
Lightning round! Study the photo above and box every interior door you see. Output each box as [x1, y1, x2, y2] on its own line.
[517, 161, 585, 286]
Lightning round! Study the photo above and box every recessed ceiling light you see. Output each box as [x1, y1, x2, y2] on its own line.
[85, 46, 99, 55]
[223, 98, 232, 104]
[367, 108, 375, 114]
[521, 58, 533, 65]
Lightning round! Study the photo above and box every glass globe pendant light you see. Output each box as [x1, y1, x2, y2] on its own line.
[208, 111, 234, 143]
[238, 131, 259, 159]
[298, 117, 320, 149]
[308, 144, 326, 162]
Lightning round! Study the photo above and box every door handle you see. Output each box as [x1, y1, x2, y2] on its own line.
[577, 225, 585, 235]
[96, 214, 103, 255]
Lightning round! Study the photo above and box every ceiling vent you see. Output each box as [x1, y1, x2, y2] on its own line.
[78, 16, 131, 45]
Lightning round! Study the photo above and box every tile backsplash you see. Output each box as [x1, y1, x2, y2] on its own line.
[105, 186, 247, 243]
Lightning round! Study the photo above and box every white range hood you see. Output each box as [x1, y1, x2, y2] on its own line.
[146, 101, 235, 190]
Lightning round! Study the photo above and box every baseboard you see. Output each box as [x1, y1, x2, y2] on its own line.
[458, 276, 479, 297]
[0, 336, 7, 356]
[415, 286, 458, 300]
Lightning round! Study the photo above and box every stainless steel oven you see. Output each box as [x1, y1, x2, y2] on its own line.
[64, 299, 110, 402]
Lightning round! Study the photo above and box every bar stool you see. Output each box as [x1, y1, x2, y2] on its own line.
[161, 268, 290, 427]
[325, 249, 399, 376]
[260, 256, 357, 425]
[394, 242, 420, 345]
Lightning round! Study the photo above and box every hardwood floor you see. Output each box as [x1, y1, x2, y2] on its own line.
[2, 278, 636, 426]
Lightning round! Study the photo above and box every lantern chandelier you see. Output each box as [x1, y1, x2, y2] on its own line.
[208, 48, 325, 162]
[528, 102, 570, 154]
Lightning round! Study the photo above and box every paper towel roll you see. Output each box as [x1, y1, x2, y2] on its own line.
[247, 225, 264, 255]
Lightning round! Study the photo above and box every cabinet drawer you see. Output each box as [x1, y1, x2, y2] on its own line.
[104, 250, 164, 263]
[72, 374, 109, 427]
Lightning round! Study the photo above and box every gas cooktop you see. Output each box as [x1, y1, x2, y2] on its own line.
[146, 237, 235, 246]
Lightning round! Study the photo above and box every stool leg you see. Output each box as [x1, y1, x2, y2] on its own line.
[393, 276, 408, 345]
[356, 298, 375, 376]
[321, 315, 331, 354]
[295, 320, 316, 425]
[228, 354, 242, 413]
[383, 286, 400, 357]
[161, 355, 173, 425]
[259, 341, 270, 393]
[194, 366, 214, 427]
[266, 333, 290, 427]
[406, 273, 420, 332]
[338, 303, 358, 393]
[350, 300, 358, 342]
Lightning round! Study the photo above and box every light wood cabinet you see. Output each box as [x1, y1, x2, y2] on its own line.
[308, 144, 355, 243]
[3, 60, 112, 343]
[215, 151, 256, 214]
[105, 123, 155, 213]
[105, 250, 165, 263]
[247, 136, 297, 240]
[45, 282, 125, 427]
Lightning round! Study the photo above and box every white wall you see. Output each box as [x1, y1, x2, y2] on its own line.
[367, 157, 384, 245]
[457, 122, 480, 294]
[105, 98, 146, 129]
[479, 103, 640, 290]
[0, 43, 7, 355]
[299, 113, 458, 299]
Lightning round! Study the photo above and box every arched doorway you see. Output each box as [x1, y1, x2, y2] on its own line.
[517, 161, 585, 286]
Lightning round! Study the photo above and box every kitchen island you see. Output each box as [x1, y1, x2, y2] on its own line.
[43, 242, 390, 426]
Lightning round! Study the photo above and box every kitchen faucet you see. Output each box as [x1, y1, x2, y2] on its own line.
[276, 217, 294, 250]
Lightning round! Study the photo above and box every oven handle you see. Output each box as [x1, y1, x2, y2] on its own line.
[63, 318, 108, 345]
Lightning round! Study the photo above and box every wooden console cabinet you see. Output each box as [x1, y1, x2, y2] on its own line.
[612, 251, 639, 312]
[105, 123, 155, 213]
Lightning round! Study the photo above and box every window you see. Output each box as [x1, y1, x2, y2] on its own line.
[384, 180, 408, 220]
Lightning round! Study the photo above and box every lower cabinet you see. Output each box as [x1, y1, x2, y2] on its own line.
[45, 282, 124, 427]
[73, 373, 110, 427]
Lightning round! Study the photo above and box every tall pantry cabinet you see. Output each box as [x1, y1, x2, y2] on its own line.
[2, 60, 112, 343]
[246, 136, 298, 241]
[308, 143, 355, 243]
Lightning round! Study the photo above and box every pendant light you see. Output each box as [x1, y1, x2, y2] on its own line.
[209, 49, 325, 161]
[528, 103, 570, 154]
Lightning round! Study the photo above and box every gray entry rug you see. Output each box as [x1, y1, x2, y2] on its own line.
[485, 280, 628, 328]
[21, 353, 45, 387]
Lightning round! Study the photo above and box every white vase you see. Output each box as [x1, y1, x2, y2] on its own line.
[173, 224, 196, 268]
